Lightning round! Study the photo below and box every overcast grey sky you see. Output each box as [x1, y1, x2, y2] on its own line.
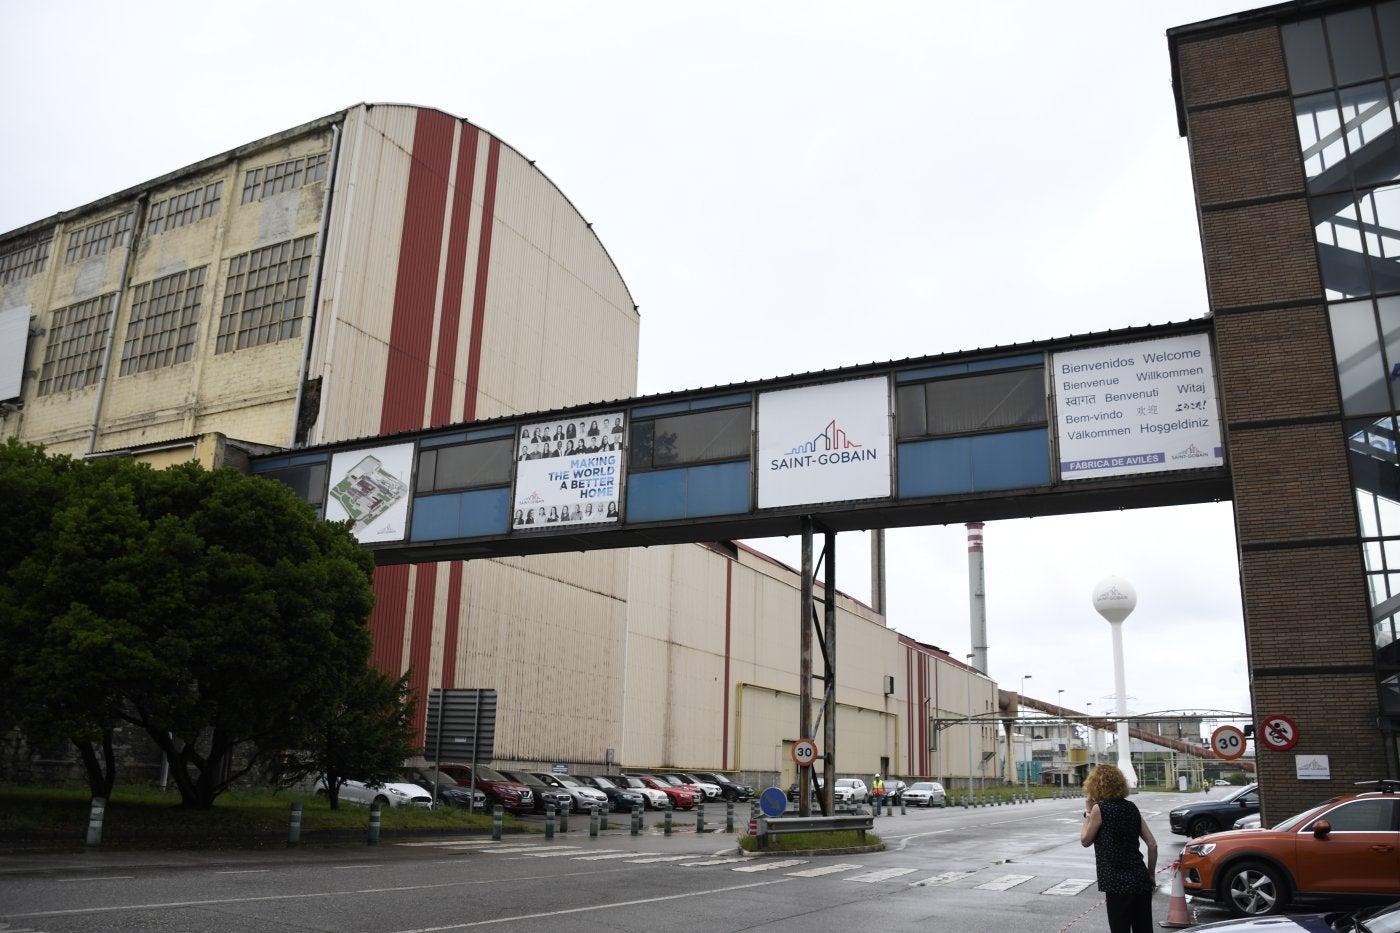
[2, 1, 1255, 722]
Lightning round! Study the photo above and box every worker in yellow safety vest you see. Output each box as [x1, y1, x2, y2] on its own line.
[872, 775, 885, 799]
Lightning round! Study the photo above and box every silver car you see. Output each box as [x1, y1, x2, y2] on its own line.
[530, 772, 610, 813]
[903, 781, 947, 808]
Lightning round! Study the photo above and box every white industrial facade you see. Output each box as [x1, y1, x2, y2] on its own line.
[0, 103, 996, 789]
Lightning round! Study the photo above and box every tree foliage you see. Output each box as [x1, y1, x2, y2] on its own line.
[271, 667, 419, 810]
[0, 443, 390, 808]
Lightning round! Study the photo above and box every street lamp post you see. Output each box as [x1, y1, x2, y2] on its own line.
[1057, 688, 1065, 790]
[1085, 701, 1096, 769]
[966, 653, 976, 795]
[1019, 674, 1032, 795]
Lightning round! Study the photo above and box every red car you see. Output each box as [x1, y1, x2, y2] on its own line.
[433, 763, 534, 813]
[628, 773, 700, 809]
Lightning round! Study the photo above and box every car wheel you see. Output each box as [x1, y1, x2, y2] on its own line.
[373, 795, 390, 807]
[1222, 861, 1286, 917]
[1187, 816, 1218, 838]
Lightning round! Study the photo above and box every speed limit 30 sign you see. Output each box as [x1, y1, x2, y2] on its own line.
[1210, 724, 1248, 760]
[792, 738, 818, 767]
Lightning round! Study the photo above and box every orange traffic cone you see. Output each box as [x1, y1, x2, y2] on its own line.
[1158, 860, 1192, 928]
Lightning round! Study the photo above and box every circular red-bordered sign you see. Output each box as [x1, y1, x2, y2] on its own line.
[1259, 714, 1299, 752]
[1211, 724, 1248, 760]
[792, 738, 818, 767]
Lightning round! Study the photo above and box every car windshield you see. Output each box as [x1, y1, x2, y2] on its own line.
[836, 779, 857, 787]
[911, 782, 936, 791]
[589, 776, 617, 788]
[1357, 899, 1400, 933]
[475, 765, 508, 782]
[553, 776, 581, 787]
[411, 769, 461, 787]
[1225, 783, 1257, 802]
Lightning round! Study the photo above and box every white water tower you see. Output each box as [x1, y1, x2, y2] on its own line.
[1092, 576, 1139, 788]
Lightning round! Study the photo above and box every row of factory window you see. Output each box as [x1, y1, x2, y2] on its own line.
[0, 151, 327, 288]
[35, 235, 316, 396]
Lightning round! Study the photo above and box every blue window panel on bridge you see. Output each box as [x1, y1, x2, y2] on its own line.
[897, 429, 1050, 497]
[626, 461, 751, 522]
[410, 487, 511, 541]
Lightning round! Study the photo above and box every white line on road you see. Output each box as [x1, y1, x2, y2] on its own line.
[390, 878, 793, 931]
[975, 874, 1035, 891]
[785, 863, 863, 877]
[910, 870, 975, 886]
[845, 867, 920, 883]
[625, 855, 694, 864]
[680, 858, 747, 867]
[572, 852, 658, 860]
[213, 870, 271, 875]
[1043, 879, 1095, 896]
[731, 858, 809, 872]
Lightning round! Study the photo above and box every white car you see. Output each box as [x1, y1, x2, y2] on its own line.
[834, 778, 869, 805]
[615, 775, 671, 809]
[318, 777, 434, 808]
[903, 781, 947, 808]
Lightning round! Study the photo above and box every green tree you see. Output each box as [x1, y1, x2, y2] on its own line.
[1, 447, 380, 808]
[271, 667, 419, 810]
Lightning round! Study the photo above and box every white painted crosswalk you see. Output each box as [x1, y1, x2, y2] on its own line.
[396, 839, 1103, 898]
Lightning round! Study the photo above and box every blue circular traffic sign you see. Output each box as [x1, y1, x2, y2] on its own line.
[759, 786, 788, 817]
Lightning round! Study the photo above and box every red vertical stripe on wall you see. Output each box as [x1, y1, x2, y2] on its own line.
[461, 137, 501, 422]
[380, 109, 455, 435]
[907, 647, 917, 776]
[408, 564, 438, 742]
[430, 126, 481, 426]
[368, 565, 411, 675]
[441, 562, 464, 686]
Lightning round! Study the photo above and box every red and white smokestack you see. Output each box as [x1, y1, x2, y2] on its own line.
[967, 522, 988, 675]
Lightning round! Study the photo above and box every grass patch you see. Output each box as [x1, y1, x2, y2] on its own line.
[737, 829, 879, 853]
[0, 784, 513, 852]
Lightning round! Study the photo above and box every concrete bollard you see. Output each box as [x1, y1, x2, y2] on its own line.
[632, 804, 642, 835]
[368, 803, 381, 845]
[901, 797, 907, 815]
[288, 802, 302, 846]
[961, 794, 968, 809]
[560, 805, 569, 834]
[492, 804, 503, 841]
[546, 805, 556, 839]
[600, 803, 609, 831]
[726, 800, 734, 833]
[85, 797, 106, 848]
[589, 805, 600, 837]
[696, 802, 705, 834]
[664, 805, 673, 836]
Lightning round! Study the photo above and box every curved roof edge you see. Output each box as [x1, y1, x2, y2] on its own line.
[0, 102, 640, 319]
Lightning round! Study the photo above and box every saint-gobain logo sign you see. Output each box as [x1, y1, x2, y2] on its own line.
[758, 377, 891, 510]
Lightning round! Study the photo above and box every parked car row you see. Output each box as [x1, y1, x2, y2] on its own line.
[321, 763, 756, 814]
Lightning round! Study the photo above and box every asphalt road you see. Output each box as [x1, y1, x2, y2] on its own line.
[0, 792, 1229, 933]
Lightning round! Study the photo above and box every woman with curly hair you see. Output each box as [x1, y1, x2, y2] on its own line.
[1081, 764, 1158, 932]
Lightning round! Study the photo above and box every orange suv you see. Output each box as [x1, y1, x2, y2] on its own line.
[1181, 780, 1400, 917]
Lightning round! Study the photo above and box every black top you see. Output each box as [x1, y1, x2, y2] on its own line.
[1093, 798, 1153, 894]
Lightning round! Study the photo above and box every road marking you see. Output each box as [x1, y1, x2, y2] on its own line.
[975, 874, 1035, 891]
[680, 858, 747, 867]
[389, 878, 792, 931]
[476, 846, 546, 854]
[625, 855, 694, 864]
[214, 869, 270, 875]
[732, 859, 809, 872]
[911, 870, 975, 887]
[845, 867, 919, 883]
[573, 852, 658, 860]
[1043, 879, 1095, 896]
[55, 876, 133, 882]
[525, 848, 597, 858]
[786, 863, 863, 877]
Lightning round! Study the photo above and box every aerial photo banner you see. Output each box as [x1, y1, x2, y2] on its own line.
[325, 442, 415, 542]
[1052, 332, 1223, 481]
